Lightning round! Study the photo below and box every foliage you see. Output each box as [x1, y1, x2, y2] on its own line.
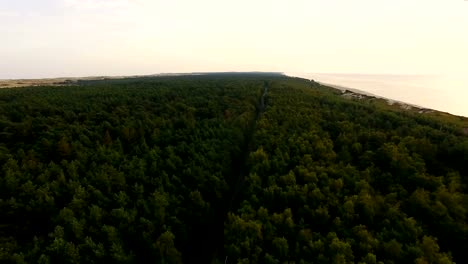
[0, 74, 466, 263]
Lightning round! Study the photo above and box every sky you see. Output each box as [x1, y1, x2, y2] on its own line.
[0, 0, 467, 114]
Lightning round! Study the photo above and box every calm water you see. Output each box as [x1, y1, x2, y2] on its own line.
[288, 73, 468, 117]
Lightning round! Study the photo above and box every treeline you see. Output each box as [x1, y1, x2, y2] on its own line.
[0, 75, 466, 263]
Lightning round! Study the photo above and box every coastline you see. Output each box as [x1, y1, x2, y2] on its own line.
[316, 81, 427, 110]
[286, 72, 466, 116]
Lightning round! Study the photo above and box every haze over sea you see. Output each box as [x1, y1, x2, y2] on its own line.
[289, 73, 468, 118]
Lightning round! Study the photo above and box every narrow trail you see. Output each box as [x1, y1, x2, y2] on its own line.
[210, 82, 269, 263]
[229, 81, 268, 210]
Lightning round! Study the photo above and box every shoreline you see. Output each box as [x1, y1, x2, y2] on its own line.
[317, 81, 427, 110]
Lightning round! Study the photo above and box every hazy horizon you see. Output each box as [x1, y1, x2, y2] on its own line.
[1, 0, 467, 115]
[290, 72, 468, 117]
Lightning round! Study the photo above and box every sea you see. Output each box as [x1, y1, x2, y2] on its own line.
[287, 73, 468, 118]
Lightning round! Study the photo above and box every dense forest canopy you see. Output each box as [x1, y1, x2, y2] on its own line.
[0, 74, 467, 263]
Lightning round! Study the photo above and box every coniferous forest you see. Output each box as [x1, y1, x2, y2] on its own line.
[0, 74, 467, 263]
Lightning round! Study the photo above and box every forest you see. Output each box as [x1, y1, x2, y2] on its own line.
[0, 74, 467, 263]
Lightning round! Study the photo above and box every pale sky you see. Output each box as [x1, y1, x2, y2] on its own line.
[1, 0, 467, 114]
